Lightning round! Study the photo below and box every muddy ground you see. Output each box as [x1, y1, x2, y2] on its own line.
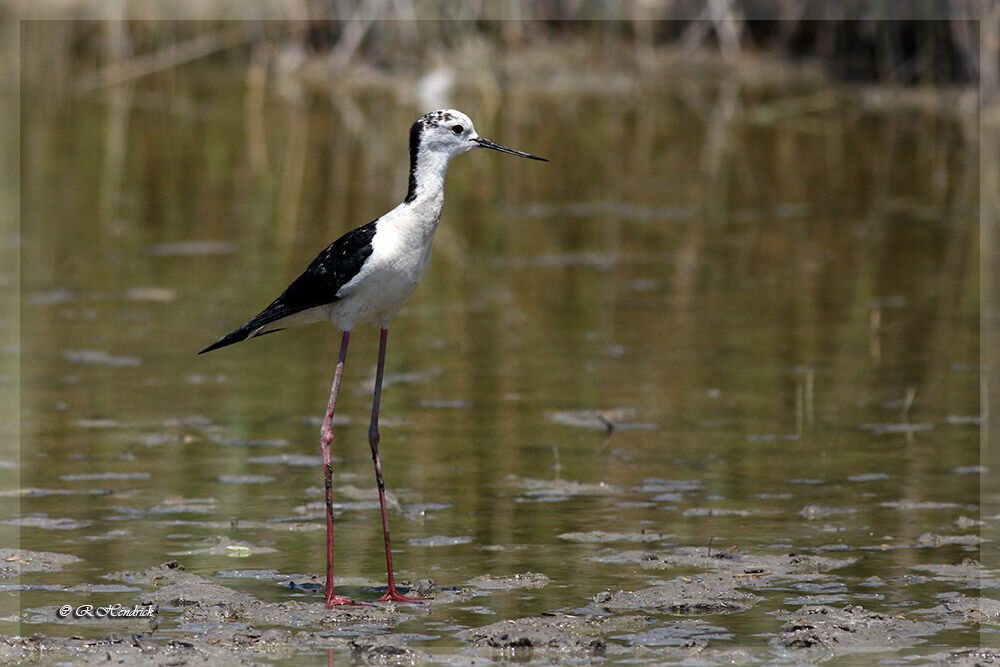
[2, 543, 996, 665]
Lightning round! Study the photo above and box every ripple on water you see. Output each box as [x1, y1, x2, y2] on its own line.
[846, 473, 891, 482]
[409, 535, 474, 547]
[546, 408, 659, 431]
[61, 350, 142, 367]
[60, 472, 151, 481]
[208, 435, 289, 447]
[245, 454, 325, 466]
[148, 499, 218, 514]
[2, 516, 91, 530]
[217, 474, 276, 484]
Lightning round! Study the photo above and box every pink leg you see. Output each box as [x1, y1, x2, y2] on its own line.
[369, 327, 422, 603]
[320, 331, 362, 607]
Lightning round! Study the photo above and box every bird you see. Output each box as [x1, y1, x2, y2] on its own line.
[200, 109, 547, 607]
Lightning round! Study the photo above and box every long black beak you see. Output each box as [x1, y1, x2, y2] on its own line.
[473, 136, 548, 161]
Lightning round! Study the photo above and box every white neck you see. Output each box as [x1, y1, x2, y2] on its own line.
[397, 147, 451, 242]
[405, 146, 450, 206]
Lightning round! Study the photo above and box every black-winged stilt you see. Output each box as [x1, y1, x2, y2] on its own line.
[200, 109, 547, 606]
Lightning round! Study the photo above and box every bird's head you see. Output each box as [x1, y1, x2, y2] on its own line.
[412, 109, 547, 162]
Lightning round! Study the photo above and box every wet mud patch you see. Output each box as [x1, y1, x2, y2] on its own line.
[923, 594, 1000, 625]
[681, 506, 772, 517]
[590, 545, 856, 579]
[580, 549, 870, 622]
[0, 634, 257, 666]
[176, 597, 411, 629]
[916, 532, 983, 547]
[610, 618, 734, 648]
[558, 529, 670, 543]
[214, 568, 381, 592]
[5, 543, 992, 664]
[457, 613, 644, 660]
[775, 604, 942, 654]
[14, 606, 158, 634]
[169, 536, 278, 557]
[105, 561, 210, 589]
[800, 504, 858, 520]
[945, 648, 1000, 665]
[592, 576, 761, 614]
[104, 561, 466, 624]
[140, 580, 251, 607]
[65, 583, 141, 594]
[468, 572, 551, 590]
[0, 549, 82, 575]
[0, 625, 430, 666]
[509, 475, 622, 502]
[349, 634, 427, 664]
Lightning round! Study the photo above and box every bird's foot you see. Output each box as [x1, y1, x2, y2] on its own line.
[326, 595, 367, 608]
[376, 588, 424, 604]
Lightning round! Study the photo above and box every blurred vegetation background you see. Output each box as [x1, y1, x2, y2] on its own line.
[7, 2, 995, 94]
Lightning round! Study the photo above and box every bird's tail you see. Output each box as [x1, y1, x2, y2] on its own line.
[199, 323, 284, 354]
[199, 325, 253, 354]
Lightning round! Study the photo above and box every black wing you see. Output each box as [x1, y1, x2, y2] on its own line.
[199, 220, 378, 354]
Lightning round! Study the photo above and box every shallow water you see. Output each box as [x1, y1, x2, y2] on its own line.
[11, 47, 985, 662]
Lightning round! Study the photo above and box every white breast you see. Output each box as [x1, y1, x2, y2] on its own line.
[326, 203, 440, 331]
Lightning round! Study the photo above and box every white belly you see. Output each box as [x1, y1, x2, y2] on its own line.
[327, 227, 434, 330]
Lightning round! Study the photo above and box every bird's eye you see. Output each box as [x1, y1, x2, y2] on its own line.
[451, 125, 464, 135]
